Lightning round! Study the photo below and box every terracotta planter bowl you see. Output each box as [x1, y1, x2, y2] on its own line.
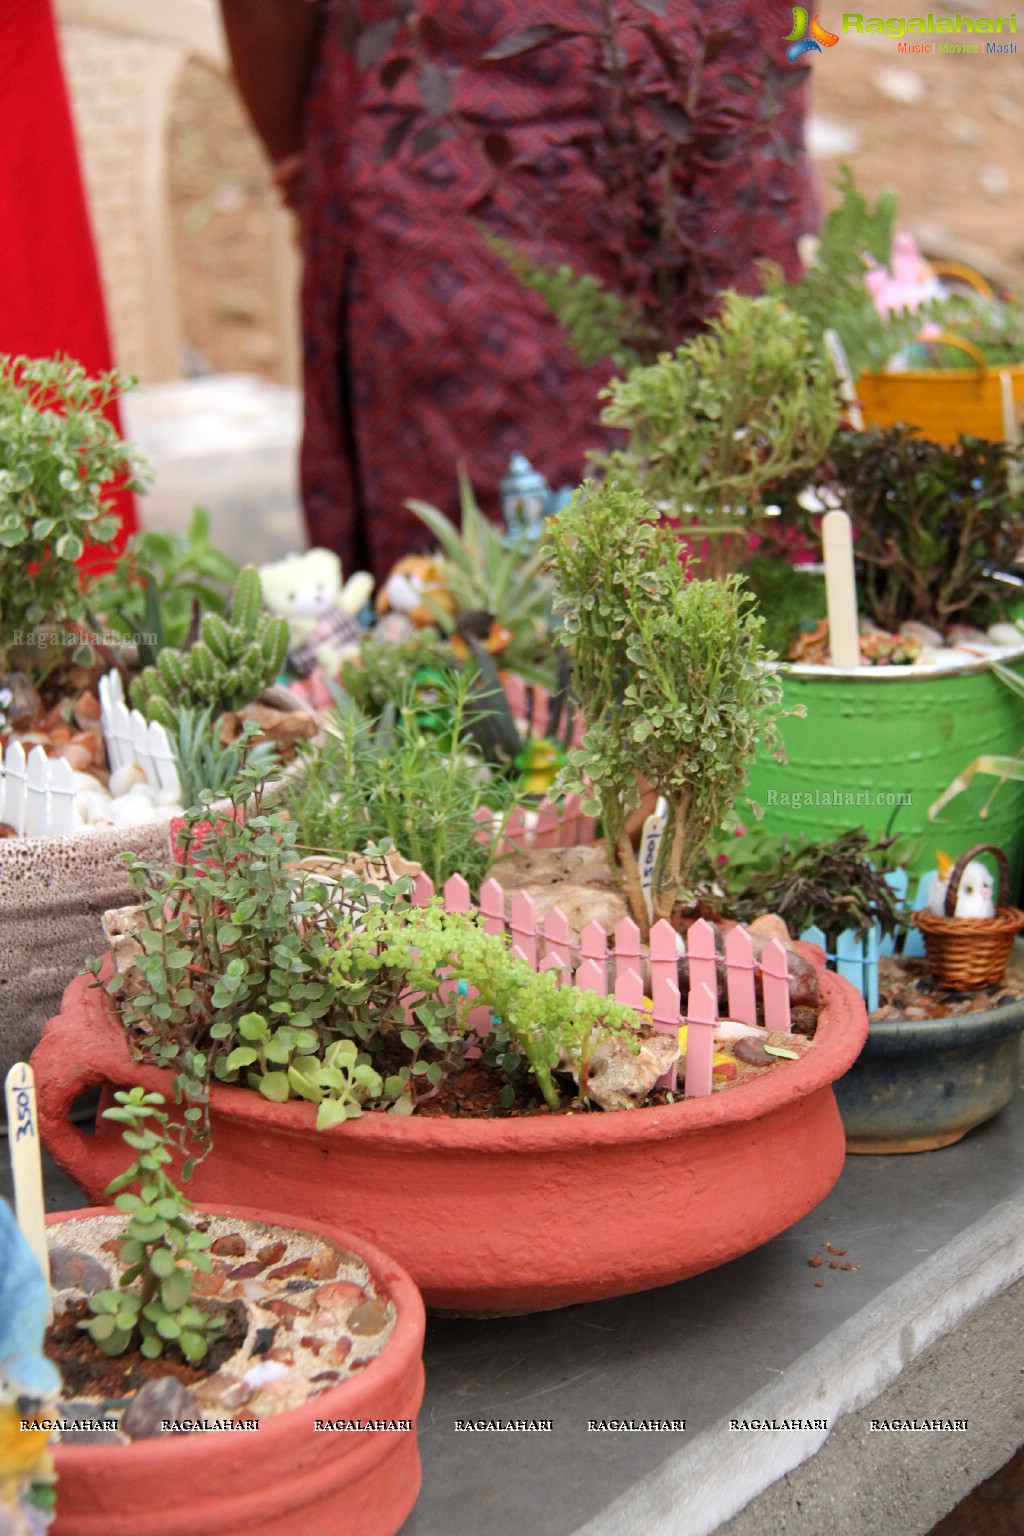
[34, 962, 868, 1315]
[46, 1204, 425, 1536]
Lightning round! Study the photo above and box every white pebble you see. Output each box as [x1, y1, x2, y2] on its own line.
[108, 762, 149, 798]
[153, 784, 184, 807]
[243, 1361, 289, 1388]
[988, 623, 1024, 648]
[109, 797, 158, 827]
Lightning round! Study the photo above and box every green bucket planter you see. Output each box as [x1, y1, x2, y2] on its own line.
[745, 651, 1024, 886]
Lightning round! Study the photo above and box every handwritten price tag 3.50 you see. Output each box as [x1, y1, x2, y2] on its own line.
[5, 1061, 51, 1295]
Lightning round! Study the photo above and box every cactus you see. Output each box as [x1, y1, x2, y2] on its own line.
[131, 567, 287, 724]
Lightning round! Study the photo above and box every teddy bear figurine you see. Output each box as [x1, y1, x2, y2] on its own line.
[259, 549, 373, 678]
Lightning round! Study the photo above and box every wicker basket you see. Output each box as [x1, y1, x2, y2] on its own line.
[912, 844, 1024, 991]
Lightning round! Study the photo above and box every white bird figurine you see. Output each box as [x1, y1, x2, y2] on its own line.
[928, 852, 996, 919]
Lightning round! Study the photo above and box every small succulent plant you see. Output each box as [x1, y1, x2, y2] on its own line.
[81, 1087, 223, 1364]
[132, 566, 289, 730]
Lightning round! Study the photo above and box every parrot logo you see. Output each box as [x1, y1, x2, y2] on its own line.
[784, 8, 840, 61]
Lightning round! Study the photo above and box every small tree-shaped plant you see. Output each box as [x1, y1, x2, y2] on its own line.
[545, 482, 787, 937]
[596, 293, 840, 578]
[81, 1087, 222, 1363]
[0, 355, 144, 680]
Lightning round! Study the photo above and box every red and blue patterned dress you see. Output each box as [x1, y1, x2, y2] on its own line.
[300, 1, 817, 580]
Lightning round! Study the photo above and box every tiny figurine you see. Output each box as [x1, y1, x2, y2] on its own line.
[374, 555, 457, 642]
[0, 1199, 59, 1532]
[259, 549, 373, 677]
[499, 453, 552, 548]
[927, 851, 996, 919]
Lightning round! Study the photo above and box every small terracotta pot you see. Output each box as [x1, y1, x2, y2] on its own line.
[46, 1204, 425, 1536]
[34, 960, 868, 1315]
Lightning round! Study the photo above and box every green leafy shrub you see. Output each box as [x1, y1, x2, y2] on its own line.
[776, 426, 1024, 634]
[545, 482, 788, 934]
[132, 565, 289, 729]
[596, 294, 839, 578]
[81, 1087, 221, 1363]
[287, 669, 516, 894]
[0, 355, 145, 676]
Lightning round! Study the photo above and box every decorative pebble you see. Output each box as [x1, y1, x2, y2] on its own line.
[251, 1326, 277, 1356]
[987, 623, 1023, 649]
[328, 1338, 352, 1367]
[211, 1234, 247, 1257]
[308, 1246, 341, 1280]
[267, 1257, 313, 1282]
[732, 1038, 775, 1067]
[108, 763, 149, 798]
[48, 1246, 111, 1296]
[257, 1241, 288, 1266]
[243, 1360, 289, 1389]
[347, 1301, 389, 1336]
[193, 1372, 254, 1411]
[121, 1377, 198, 1440]
[315, 1281, 366, 1312]
[228, 1260, 268, 1279]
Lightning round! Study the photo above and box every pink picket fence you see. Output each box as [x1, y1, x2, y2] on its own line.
[481, 794, 597, 854]
[409, 871, 793, 1098]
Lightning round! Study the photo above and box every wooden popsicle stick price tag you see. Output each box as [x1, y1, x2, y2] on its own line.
[822, 509, 861, 669]
[639, 796, 669, 923]
[5, 1061, 51, 1304]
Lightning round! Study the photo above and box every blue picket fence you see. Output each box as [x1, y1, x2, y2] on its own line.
[800, 867, 933, 1009]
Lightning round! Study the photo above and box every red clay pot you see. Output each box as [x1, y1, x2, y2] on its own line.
[34, 960, 868, 1315]
[46, 1204, 425, 1536]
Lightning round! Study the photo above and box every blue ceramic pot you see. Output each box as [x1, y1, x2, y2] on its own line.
[835, 994, 1024, 1153]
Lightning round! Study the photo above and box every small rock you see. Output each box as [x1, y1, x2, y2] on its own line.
[308, 1247, 341, 1280]
[264, 1299, 307, 1324]
[192, 1372, 254, 1411]
[900, 621, 944, 650]
[228, 1260, 267, 1279]
[251, 1326, 277, 1356]
[310, 1370, 341, 1386]
[48, 1246, 111, 1296]
[284, 1278, 318, 1294]
[268, 1258, 312, 1282]
[300, 1334, 323, 1356]
[264, 1347, 295, 1366]
[915, 978, 934, 993]
[902, 1006, 928, 1020]
[328, 1338, 352, 1367]
[257, 1241, 287, 1266]
[121, 1378, 198, 1440]
[192, 1269, 227, 1297]
[347, 1301, 388, 1337]
[210, 1234, 247, 1257]
[315, 1281, 366, 1312]
[987, 624, 1023, 649]
[243, 1360, 289, 1388]
[806, 115, 861, 158]
[732, 1038, 775, 1067]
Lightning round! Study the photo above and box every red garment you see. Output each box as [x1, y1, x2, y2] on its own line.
[300, 0, 818, 582]
[0, 0, 136, 552]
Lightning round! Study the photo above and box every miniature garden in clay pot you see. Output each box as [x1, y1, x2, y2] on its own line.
[10, 1086, 425, 1536]
[31, 482, 871, 1316]
[834, 845, 1024, 1154]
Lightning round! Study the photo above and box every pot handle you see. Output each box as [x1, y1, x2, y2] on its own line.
[31, 988, 139, 1198]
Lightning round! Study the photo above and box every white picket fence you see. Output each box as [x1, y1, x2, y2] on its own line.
[0, 672, 180, 838]
[409, 870, 793, 1098]
[98, 671, 179, 796]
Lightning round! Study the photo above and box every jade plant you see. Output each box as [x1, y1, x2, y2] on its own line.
[596, 293, 840, 577]
[0, 355, 144, 680]
[545, 481, 787, 936]
[131, 565, 289, 730]
[81, 1087, 222, 1364]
